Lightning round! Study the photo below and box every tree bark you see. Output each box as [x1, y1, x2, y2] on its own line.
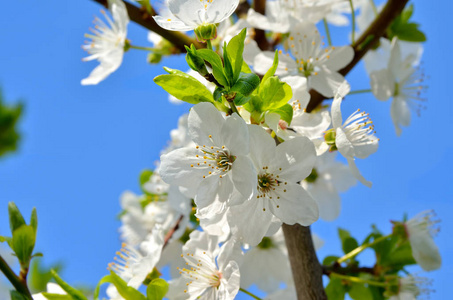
[282, 224, 327, 300]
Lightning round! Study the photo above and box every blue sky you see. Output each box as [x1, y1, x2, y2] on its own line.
[0, 0, 452, 298]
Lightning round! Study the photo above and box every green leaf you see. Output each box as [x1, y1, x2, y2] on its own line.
[383, 241, 416, 268]
[259, 76, 293, 110]
[230, 72, 260, 97]
[393, 23, 426, 42]
[94, 271, 146, 300]
[325, 278, 346, 300]
[139, 169, 154, 192]
[196, 49, 229, 87]
[322, 255, 340, 266]
[268, 104, 293, 125]
[8, 202, 26, 233]
[261, 50, 279, 87]
[400, 4, 413, 23]
[349, 282, 373, 300]
[30, 208, 38, 234]
[232, 93, 251, 106]
[154, 68, 214, 104]
[29, 259, 64, 293]
[10, 291, 28, 300]
[338, 228, 351, 242]
[226, 28, 247, 83]
[11, 225, 35, 267]
[41, 293, 73, 300]
[51, 270, 88, 300]
[146, 278, 169, 300]
[223, 42, 234, 87]
[343, 237, 359, 254]
[213, 87, 226, 102]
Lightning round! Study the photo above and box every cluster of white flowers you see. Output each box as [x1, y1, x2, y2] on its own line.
[76, 0, 441, 299]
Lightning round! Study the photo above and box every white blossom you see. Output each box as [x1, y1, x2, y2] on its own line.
[405, 210, 441, 271]
[370, 38, 426, 136]
[254, 21, 354, 97]
[153, 0, 239, 31]
[81, 0, 129, 85]
[169, 231, 242, 300]
[389, 275, 432, 300]
[302, 151, 356, 221]
[160, 103, 257, 218]
[227, 125, 318, 246]
[109, 226, 164, 288]
[330, 82, 378, 187]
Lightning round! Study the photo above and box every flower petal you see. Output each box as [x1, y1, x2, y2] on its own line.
[347, 158, 372, 188]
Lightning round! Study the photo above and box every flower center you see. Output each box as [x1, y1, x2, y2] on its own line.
[258, 172, 278, 195]
[342, 109, 378, 146]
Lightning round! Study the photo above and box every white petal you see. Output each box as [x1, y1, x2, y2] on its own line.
[347, 158, 372, 188]
[335, 127, 355, 159]
[227, 198, 273, 246]
[390, 96, 411, 136]
[331, 81, 350, 128]
[253, 51, 297, 75]
[370, 69, 394, 101]
[152, 15, 195, 31]
[269, 183, 319, 226]
[168, 0, 203, 26]
[231, 155, 257, 200]
[222, 113, 249, 155]
[248, 125, 276, 170]
[309, 69, 346, 98]
[206, 0, 239, 23]
[188, 102, 224, 146]
[409, 231, 441, 271]
[81, 51, 123, 85]
[308, 180, 341, 221]
[273, 136, 316, 182]
[323, 46, 354, 72]
[159, 147, 205, 187]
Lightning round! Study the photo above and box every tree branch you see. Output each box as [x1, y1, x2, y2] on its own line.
[282, 224, 327, 300]
[91, 0, 203, 51]
[322, 262, 376, 276]
[253, 0, 272, 50]
[306, 0, 410, 112]
[0, 255, 32, 299]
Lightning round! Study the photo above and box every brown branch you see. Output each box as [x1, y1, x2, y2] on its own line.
[322, 262, 376, 276]
[253, 0, 272, 50]
[0, 255, 32, 299]
[91, 0, 203, 51]
[282, 224, 327, 300]
[163, 215, 184, 249]
[306, 0, 410, 112]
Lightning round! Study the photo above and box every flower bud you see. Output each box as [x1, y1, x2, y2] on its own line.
[194, 24, 217, 41]
[185, 45, 208, 76]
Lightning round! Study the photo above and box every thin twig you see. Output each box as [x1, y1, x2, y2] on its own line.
[91, 0, 203, 51]
[0, 255, 32, 299]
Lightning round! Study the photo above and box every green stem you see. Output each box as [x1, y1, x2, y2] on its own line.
[129, 45, 161, 52]
[330, 273, 388, 287]
[348, 89, 372, 95]
[337, 234, 392, 263]
[239, 287, 262, 300]
[206, 39, 213, 50]
[229, 101, 241, 117]
[323, 18, 332, 46]
[349, 0, 356, 43]
[0, 255, 32, 299]
[369, 0, 378, 16]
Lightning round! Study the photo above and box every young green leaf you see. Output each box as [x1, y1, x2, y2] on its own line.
[154, 68, 214, 104]
[230, 72, 260, 97]
[8, 202, 26, 233]
[11, 225, 35, 267]
[51, 270, 88, 300]
[9, 291, 29, 300]
[30, 208, 38, 234]
[146, 278, 169, 300]
[226, 28, 247, 82]
[223, 42, 234, 87]
[259, 76, 293, 110]
[325, 278, 346, 300]
[195, 49, 229, 87]
[268, 103, 293, 125]
[261, 50, 279, 87]
[93, 271, 146, 300]
[348, 282, 373, 300]
[342, 237, 359, 255]
[41, 293, 73, 300]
